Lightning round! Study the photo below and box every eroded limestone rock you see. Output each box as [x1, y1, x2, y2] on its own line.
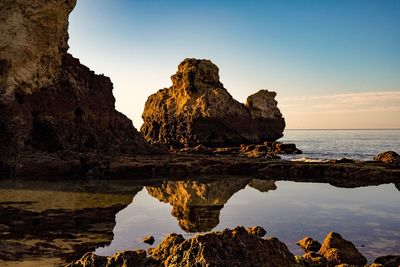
[148, 226, 296, 267]
[297, 236, 322, 253]
[141, 58, 285, 148]
[319, 232, 367, 266]
[0, 0, 159, 162]
[374, 151, 400, 164]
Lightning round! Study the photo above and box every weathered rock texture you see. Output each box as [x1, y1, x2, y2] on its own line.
[374, 151, 400, 164]
[0, 0, 76, 100]
[0, 0, 157, 163]
[297, 236, 322, 253]
[141, 58, 285, 148]
[319, 232, 367, 266]
[68, 227, 296, 267]
[149, 226, 296, 267]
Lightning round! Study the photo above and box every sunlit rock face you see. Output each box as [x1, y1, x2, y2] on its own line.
[149, 226, 296, 267]
[146, 179, 277, 232]
[146, 179, 250, 232]
[0, 0, 158, 160]
[0, 0, 76, 101]
[141, 58, 285, 148]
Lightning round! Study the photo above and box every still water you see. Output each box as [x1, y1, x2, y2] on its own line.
[1, 177, 399, 266]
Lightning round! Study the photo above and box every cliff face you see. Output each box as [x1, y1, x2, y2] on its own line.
[141, 58, 285, 148]
[0, 0, 76, 101]
[0, 0, 157, 160]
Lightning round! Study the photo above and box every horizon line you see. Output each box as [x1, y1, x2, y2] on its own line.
[285, 128, 400, 130]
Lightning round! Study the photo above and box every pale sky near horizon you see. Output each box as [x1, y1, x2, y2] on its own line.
[68, 0, 400, 129]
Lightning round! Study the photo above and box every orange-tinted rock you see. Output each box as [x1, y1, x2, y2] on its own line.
[67, 250, 147, 267]
[141, 58, 285, 148]
[302, 252, 326, 267]
[374, 151, 400, 164]
[246, 226, 267, 237]
[297, 236, 322, 252]
[319, 232, 367, 266]
[149, 226, 296, 267]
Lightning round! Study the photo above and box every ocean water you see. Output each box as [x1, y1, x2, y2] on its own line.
[280, 129, 400, 161]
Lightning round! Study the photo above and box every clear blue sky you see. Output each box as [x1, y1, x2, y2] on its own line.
[69, 0, 400, 129]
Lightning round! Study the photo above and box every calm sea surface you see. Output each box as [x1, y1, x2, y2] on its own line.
[280, 129, 400, 161]
[1, 130, 399, 266]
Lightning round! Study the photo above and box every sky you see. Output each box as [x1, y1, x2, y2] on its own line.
[68, 0, 400, 129]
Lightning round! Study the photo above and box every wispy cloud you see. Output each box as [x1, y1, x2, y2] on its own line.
[279, 91, 400, 114]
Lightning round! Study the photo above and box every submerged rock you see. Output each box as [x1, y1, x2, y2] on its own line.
[141, 58, 285, 148]
[0, 0, 159, 163]
[319, 232, 367, 266]
[374, 151, 400, 164]
[148, 226, 296, 267]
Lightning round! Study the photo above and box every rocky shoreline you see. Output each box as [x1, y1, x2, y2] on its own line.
[1, 150, 399, 185]
[66, 226, 400, 267]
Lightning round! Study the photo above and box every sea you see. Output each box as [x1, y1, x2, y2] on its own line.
[280, 129, 400, 161]
[1, 129, 399, 266]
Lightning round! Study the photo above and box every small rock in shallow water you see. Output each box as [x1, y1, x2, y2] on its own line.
[302, 252, 326, 267]
[297, 236, 322, 252]
[142, 235, 155, 245]
[246, 226, 267, 237]
[319, 232, 367, 266]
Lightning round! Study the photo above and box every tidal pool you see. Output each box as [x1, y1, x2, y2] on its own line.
[0, 177, 399, 266]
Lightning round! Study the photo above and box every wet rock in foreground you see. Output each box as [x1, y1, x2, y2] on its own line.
[297, 236, 322, 253]
[319, 232, 367, 266]
[67, 227, 400, 267]
[68, 226, 296, 267]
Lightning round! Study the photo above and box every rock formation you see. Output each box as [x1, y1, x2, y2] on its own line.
[296, 236, 322, 253]
[374, 151, 400, 164]
[148, 226, 296, 267]
[146, 179, 250, 232]
[319, 232, 367, 266]
[68, 226, 297, 267]
[141, 58, 285, 148]
[0, 0, 158, 164]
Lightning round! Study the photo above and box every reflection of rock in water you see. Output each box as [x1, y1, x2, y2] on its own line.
[0, 180, 142, 265]
[248, 179, 277, 192]
[395, 183, 400, 191]
[146, 178, 250, 232]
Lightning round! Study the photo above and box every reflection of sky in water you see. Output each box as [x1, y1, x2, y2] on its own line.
[96, 181, 400, 261]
